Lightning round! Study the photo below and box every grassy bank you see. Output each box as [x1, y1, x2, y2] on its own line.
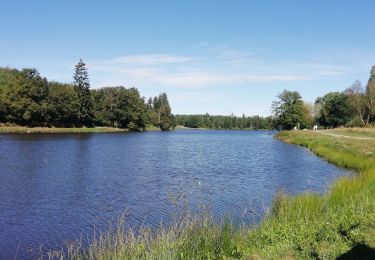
[245, 130, 375, 258]
[0, 126, 128, 134]
[323, 127, 375, 139]
[49, 129, 375, 259]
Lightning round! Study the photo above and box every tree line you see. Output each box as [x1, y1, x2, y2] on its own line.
[2, 60, 374, 131]
[174, 114, 274, 130]
[0, 60, 174, 131]
[273, 65, 375, 130]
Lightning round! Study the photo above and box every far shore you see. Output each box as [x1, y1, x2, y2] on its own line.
[0, 126, 141, 134]
[174, 125, 272, 131]
[0, 125, 276, 134]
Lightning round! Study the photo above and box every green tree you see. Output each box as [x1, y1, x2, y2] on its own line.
[0, 67, 20, 99]
[7, 68, 49, 126]
[302, 102, 314, 128]
[144, 96, 157, 127]
[365, 65, 375, 124]
[73, 59, 93, 126]
[117, 87, 148, 130]
[0, 98, 6, 123]
[0, 66, 172, 129]
[153, 93, 174, 131]
[272, 90, 305, 130]
[316, 92, 351, 127]
[174, 114, 274, 130]
[92, 87, 121, 127]
[46, 82, 79, 127]
[345, 80, 366, 125]
[92, 87, 148, 130]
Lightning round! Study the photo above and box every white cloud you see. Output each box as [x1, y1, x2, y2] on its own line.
[92, 54, 192, 68]
[85, 47, 373, 89]
[152, 72, 312, 87]
[93, 67, 312, 88]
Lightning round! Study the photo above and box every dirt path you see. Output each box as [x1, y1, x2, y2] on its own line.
[316, 131, 375, 141]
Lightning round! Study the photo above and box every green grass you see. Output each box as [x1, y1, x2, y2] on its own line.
[47, 214, 245, 259]
[0, 125, 165, 134]
[48, 129, 375, 259]
[144, 125, 161, 131]
[324, 127, 375, 139]
[249, 130, 375, 258]
[0, 126, 128, 134]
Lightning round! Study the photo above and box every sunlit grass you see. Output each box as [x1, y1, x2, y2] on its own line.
[325, 127, 375, 139]
[47, 214, 244, 259]
[0, 126, 127, 134]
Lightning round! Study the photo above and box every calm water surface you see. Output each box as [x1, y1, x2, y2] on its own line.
[0, 130, 351, 258]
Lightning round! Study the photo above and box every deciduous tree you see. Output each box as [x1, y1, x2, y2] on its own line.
[345, 80, 366, 125]
[272, 90, 305, 130]
[315, 92, 351, 127]
[7, 68, 49, 126]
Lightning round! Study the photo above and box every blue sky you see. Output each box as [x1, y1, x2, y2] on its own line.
[1, 1, 375, 116]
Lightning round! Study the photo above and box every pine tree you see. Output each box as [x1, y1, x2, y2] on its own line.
[73, 59, 93, 126]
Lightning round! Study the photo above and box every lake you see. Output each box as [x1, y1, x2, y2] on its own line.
[0, 130, 351, 258]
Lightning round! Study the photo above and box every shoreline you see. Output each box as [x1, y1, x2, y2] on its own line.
[0, 126, 165, 134]
[0, 125, 276, 134]
[174, 125, 273, 131]
[0, 126, 128, 134]
[258, 130, 375, 257]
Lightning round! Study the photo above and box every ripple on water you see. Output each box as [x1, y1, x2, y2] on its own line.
[0, 130, 351, 258]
